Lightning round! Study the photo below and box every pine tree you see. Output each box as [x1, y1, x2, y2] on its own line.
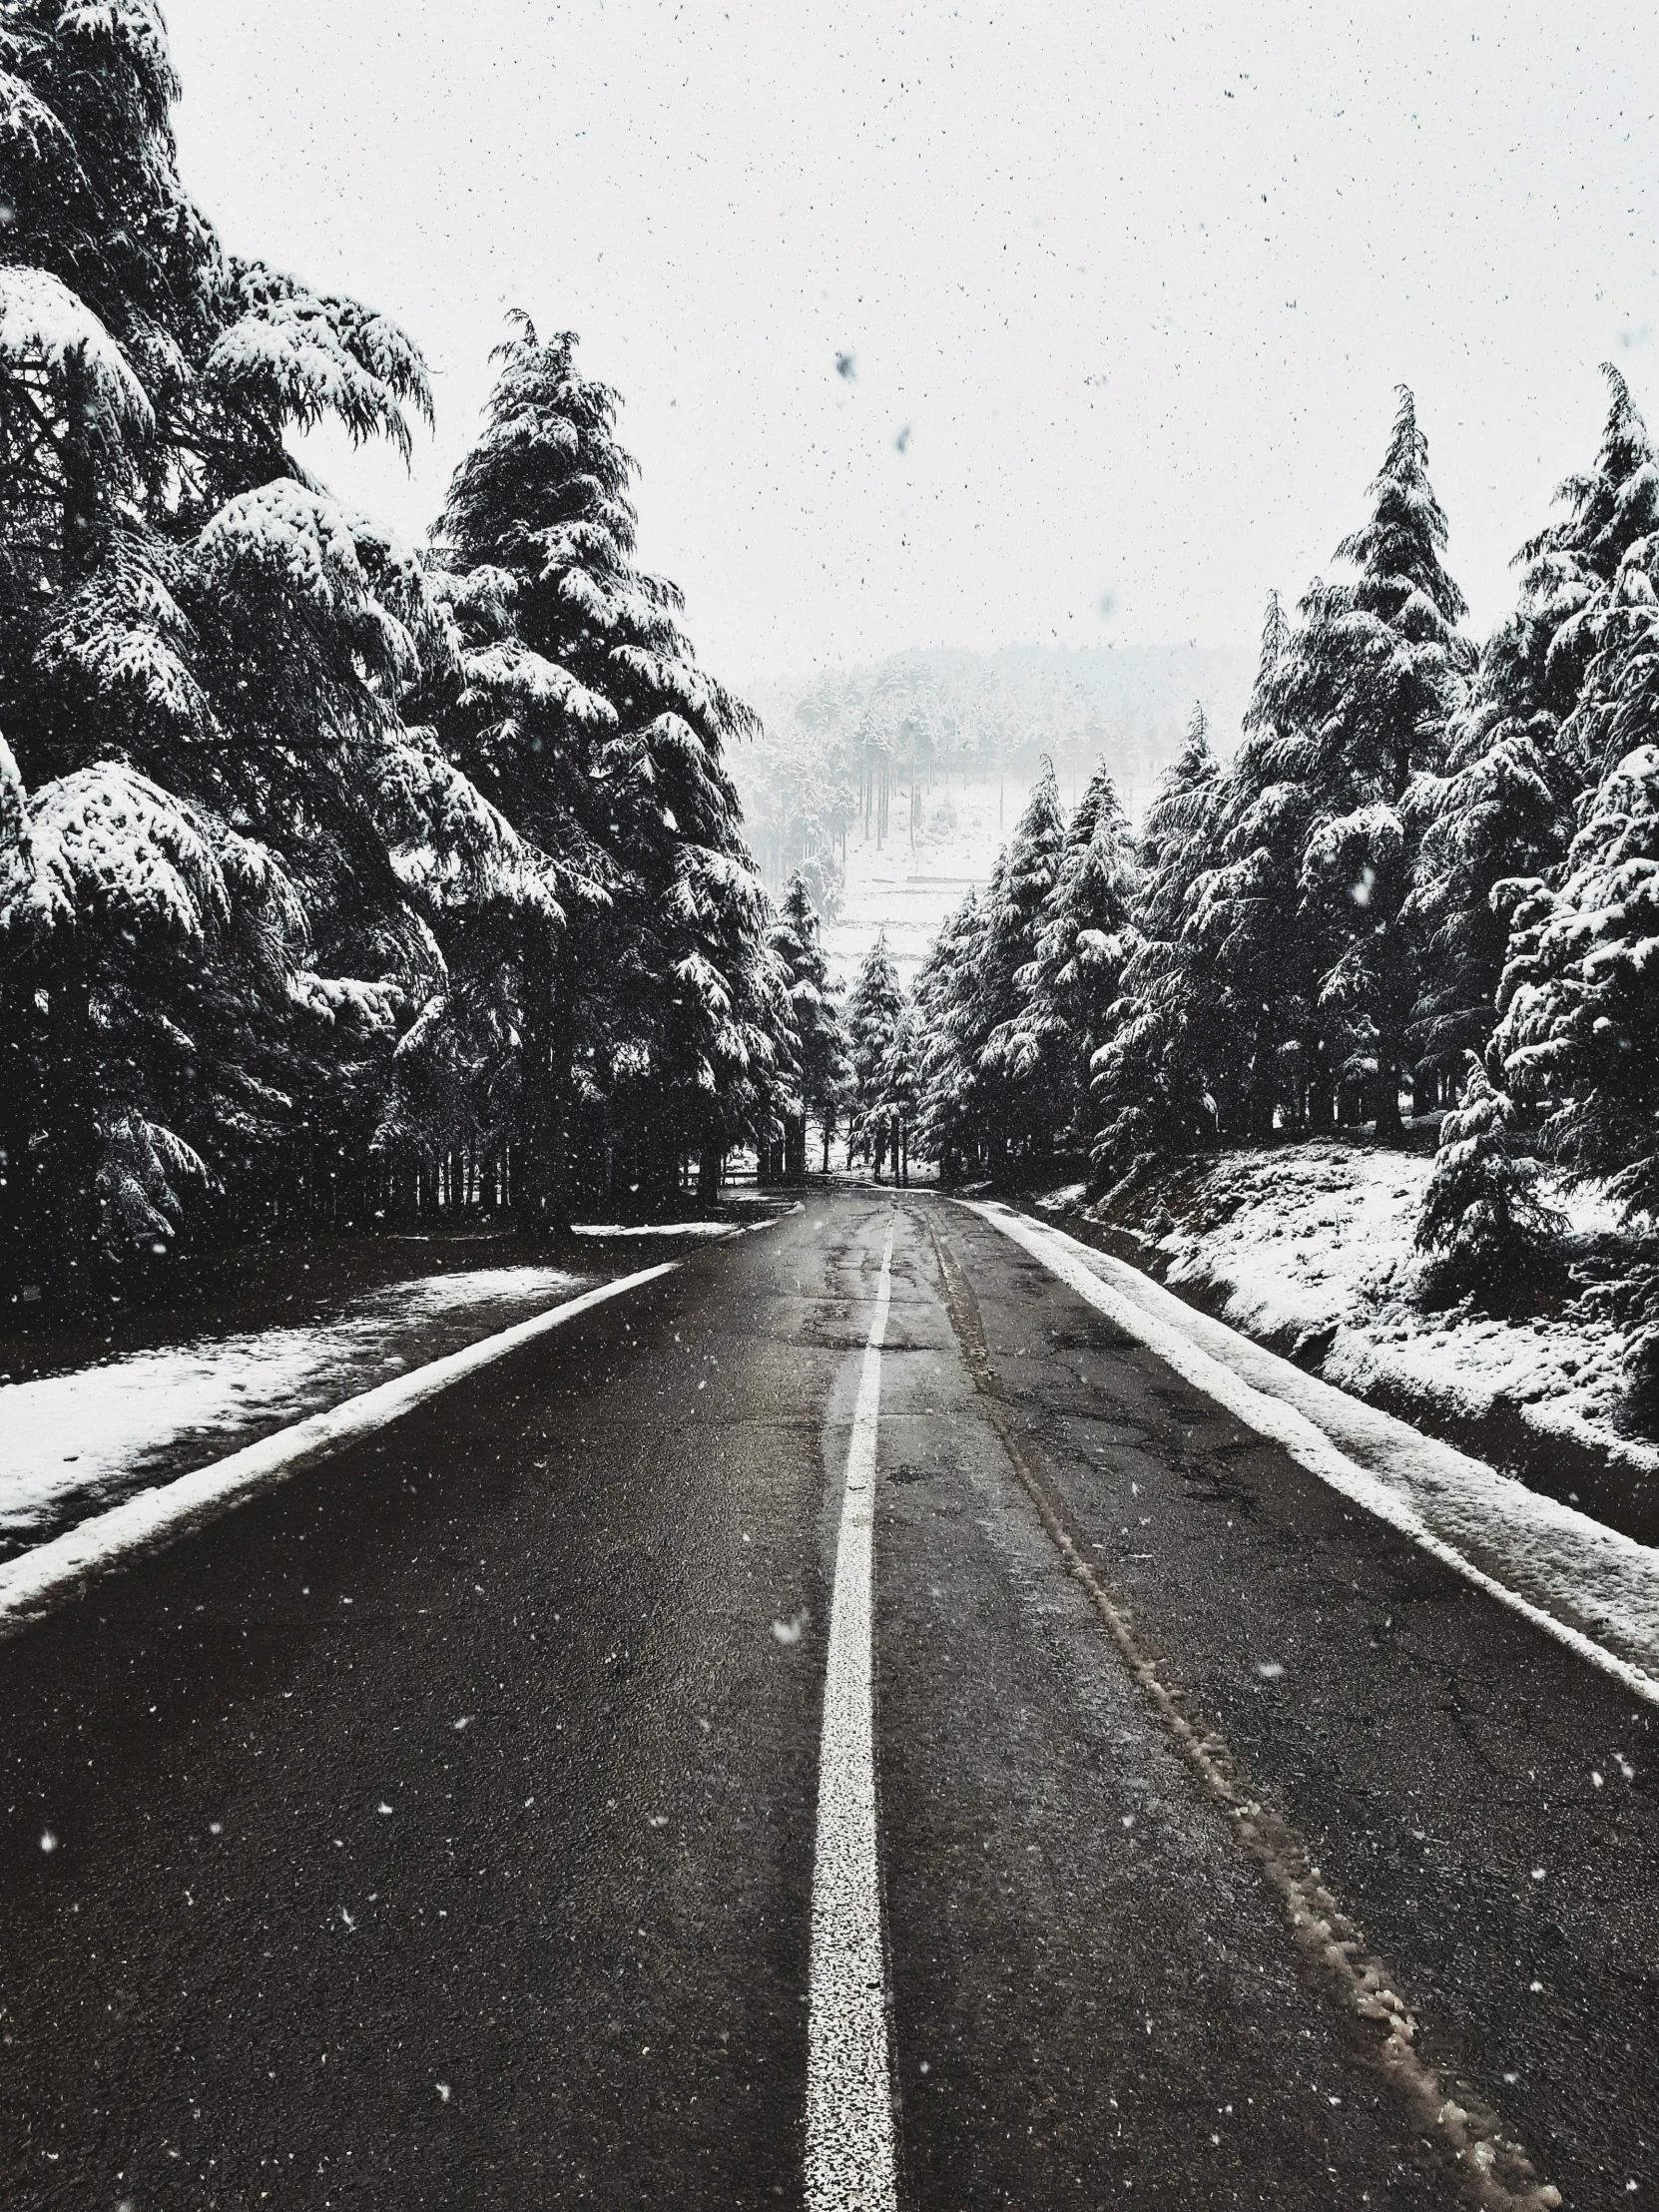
[1090, 707, 1225, 1187]
[1493, 590, 1659, 1216]
[869, 1003, 922, 1186]
[846, 932, 904, 1174]
[912, 888, 986, 1185]
[0, 0, 465, 1289]
[429, 318, 782, 1218]
[1281, 389, 1474, 1133]
[975, 758, 1067, 1160]
[1188, 594, 1318, 1135]
[768, 871, 849, 1175]
[1408, 367, 1659, 1088]
[1413, 1054, 1563, 1306]
[1009, 759, 1141, 1146]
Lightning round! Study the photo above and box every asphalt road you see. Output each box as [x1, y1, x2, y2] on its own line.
[1, 1191, 1654, 2209]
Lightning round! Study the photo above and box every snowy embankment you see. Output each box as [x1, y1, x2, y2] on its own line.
[979, 1198, 1659, 1699]
[1038, 1145, 1659, 1540]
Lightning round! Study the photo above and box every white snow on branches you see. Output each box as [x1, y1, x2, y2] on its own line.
[206, 263, 431, 457]
[0, 267, 153, 436]
[373, 727, 563, 925]
[56, 0, 180, 111]
[97, 1113, 210, 1244]
[611, 649, 721, 724]
[458, 640, 616, 729]
[38, 530, 208, 732]
[197, 481, 424, 677]
[287, 969, 402, 1035]
[0, 69, 81, 174]
[16, 765, 228, 943]
[673, 951, 733, 1016]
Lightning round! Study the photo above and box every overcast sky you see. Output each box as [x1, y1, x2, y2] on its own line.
[165, 0, 1657, 691]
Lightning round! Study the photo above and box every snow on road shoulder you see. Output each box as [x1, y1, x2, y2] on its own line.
[970, 1200, 1659, 1702]
[0, 1265, 678, 1635]
[1059, 1144, 1654, 1509]
[0, 1263, 587, 1561]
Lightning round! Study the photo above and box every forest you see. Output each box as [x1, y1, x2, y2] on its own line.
[8, 1, 1659, 1358]
[0, 0, 837, 1307]
[842, 370, 1659, 1368]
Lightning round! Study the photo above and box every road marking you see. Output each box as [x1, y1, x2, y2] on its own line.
[968, 1201, 1659, 1711]
[0, 1263, 679, 1637]
[806, 1220, 898, 2212]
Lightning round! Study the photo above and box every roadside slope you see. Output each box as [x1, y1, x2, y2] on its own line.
[1036, 1144, 1659, 1544]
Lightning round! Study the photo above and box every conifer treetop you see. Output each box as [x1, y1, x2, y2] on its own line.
[1335, 385, 1467, 637]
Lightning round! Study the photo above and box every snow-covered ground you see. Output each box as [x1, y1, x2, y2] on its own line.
[1036, 1142, 1659, 1543]
[0, 1261, 592, 1562]
[824, 776, 1010, 993]
[572, 1220, 739, 1238]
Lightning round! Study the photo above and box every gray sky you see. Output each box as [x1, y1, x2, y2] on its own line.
[166, 0, 1657, 691]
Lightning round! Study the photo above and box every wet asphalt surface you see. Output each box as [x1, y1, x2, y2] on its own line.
[0, 1191, 1654, 2209]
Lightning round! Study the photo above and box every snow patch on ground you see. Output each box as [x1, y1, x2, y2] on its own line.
[823, 776, 1011, 993]
[570, 1221, 738, 1238]
[0, 1264, 585, 1559]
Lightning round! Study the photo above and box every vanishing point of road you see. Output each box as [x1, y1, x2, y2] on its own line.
[1, 1191, 1654, 2209]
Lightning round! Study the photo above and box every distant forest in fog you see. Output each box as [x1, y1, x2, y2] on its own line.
[732, 643, 1254, 913]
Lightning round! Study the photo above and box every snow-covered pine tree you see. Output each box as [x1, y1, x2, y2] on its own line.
[1408, 367, 1659, 1091]
[911, 887, 986, 1185]
[1008, 759, 1141, 1147]
[1492, 623, 1659, 1422]
[1493, 531, 1659, 1221]
[768, 871, 849, 1175]
[0, 0, 472, 1287]
[870, 1002, 922, 1185]
[1090, 706, 1226, 1189]
[1281, 389, 1474, 1134]
[975, 758, 1067, 1162]
[846, 932, 904, 1174]
[1188, 594, 1319, 1135]
[429, 318, 782, 1218]
[0, 730, 298, 1296]
[1413, 1053, 1563, 1306]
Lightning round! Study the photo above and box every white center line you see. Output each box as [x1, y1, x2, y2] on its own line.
[806, 1220, 898, 2212]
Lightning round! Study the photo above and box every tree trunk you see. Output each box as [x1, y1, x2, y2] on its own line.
[1250, 1007, 1279, 1140]
[1375, 1044, 1402, 1140]
[785, 1112, 808, 1180]
[45, 951, 98, 1310]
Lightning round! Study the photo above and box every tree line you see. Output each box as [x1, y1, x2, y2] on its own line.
[855, 371, 1659, 1336]
[0, 2, 829, 1306]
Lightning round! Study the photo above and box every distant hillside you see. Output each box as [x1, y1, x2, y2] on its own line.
[730, 640, 1254, 988]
